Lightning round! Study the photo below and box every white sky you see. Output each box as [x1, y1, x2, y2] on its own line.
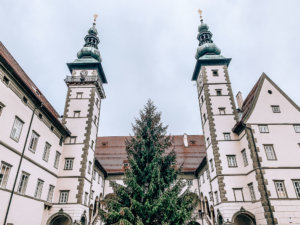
[1, 0, 300, 136]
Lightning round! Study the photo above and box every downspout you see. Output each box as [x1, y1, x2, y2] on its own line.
[245, 125, 275, 225]
[3, 104, 39, 225]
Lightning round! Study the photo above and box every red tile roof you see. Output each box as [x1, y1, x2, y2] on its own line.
[0, 42, 70, 135]
[95, 135, 206, 175]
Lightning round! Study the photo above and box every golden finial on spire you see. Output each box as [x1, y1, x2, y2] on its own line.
[93, 14, 98, 23]
[198, 9, 203, 20]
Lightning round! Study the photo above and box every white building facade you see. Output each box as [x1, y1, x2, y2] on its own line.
[0, 15, 300, 225]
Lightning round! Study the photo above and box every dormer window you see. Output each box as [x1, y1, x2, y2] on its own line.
[271, 105, 280, 113]
[212, 69, 219, 76]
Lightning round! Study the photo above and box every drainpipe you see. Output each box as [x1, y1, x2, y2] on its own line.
[3, 105, 39, 225]
[245, 125, 276, 225]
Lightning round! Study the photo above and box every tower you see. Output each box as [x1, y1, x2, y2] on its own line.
[52, 16, 107, 222]
[192, 11, 244, 222]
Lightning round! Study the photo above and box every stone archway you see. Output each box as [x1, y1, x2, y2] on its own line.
[47, 210, 72, 225]
[232, 208, 256, 225]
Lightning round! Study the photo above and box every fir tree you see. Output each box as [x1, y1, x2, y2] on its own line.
[99, 100, 198, 225]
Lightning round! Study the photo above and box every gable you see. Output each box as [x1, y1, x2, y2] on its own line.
[246, 75, 300, 124]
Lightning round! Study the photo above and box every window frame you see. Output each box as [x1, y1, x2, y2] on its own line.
[292, 180, 300, 198]
[76, 92, 83, 99]
[28, 131, 40, 153]
[210, 159, 214, 172]
[233, 188, 244, 202]
[73, 110, 81, 118]
[216, 89, 222, 96]
[214, 191, 219, 204]
[10, 116, 24, 142]
[47, 185, 55, 202]
[0, 161, 12, 188]
[293, 125, 300, 133]
[17, 171, 30, 194]
[271, 105, 281, 113]
[34, 179, 44, 199]
[248, 183, 256, 201]
[263, 144, 277, 160]
[274, 180, 288, 198]
[88, 161, 92, 174]
[227, 155, 238, 168]
[212, 69, 219, 76]
[59, 190, 69, 203]
[64, 158, 74, 170]
[218, 107, 226, 115]
[54, 151, 61, 169]
[223, 133, 231, 141]
[258, 125, 269, 133]
[42, 142, 51, 162]
[69, 136, 77, 144]
[241, 149, 248, 167]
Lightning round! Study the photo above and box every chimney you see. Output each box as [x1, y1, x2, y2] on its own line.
[183, 133, 188, 147]
[236, 91, 243, 109]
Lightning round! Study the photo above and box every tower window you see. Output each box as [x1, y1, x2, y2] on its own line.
[214, 191, 219, 204]
[74, 111, 81, 117]
[219, 107, 226, 115]
[223, 133, 231, 141]
[216, 89, 222, 96]
[88, 161, 92, 174]
[227, 155, 237, 167]
[264, 144, 277, 160]
[201, 96, 204, 103]
[59, 190, 69, 203]
[203, 114, 207, 123]
[248, 183, 256, 201]
[271, 105, 281, 113]
[274, 180, 287, 198]
[187, 179, 193, 187]
[76, 92, 83, 99]
[64, 158, 74, 170]
[94, 116, 97, 124]
[210, 159, 214, 172]
[293, 125, 300, 133]
[259, 125, 269, 133]
[69, 136, 77, 144]
[241, 149, 248, 167]
[206, 137, 210, 146]
[212, 69, 219, 76]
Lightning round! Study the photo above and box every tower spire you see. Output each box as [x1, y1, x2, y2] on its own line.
[195, 10, 221, 59]
[76, 14, 101, 61]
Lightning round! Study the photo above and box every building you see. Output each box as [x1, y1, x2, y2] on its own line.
[0, 13, 300, 225]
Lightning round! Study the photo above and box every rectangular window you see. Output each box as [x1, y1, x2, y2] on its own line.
[94, 116, 97, 124]
[74, 111, 81, 117]
[271, 105, 281, 113]
[219, 107, 226, 115]
[47, 185, 55, 202]
[93, 170, 96, 180]
[0, 102, 5, 116]
[210, 159, 214, 172]
[212, 69, 219, 76]
[206, 137, 210, 146]
[202, 174, 205, 183]
[214, 191, 219, 204]
[0, 162, 12, 188]
[216, 89, 222, 96]
[84, 192, 88, 205]
[91, 190, 94, 199]
[10, 117, 24, 142]
[293, 180, 300, 198]
[203, 113, 207, 123]
[88, 161, 92, 174]
[274, 181, 287, 198]
[248, 183, 256, 201]
[206, 169, 209, 180]
[187, 179, 193, 187]
[293, 125, 300, 133]
[259, 125, 269, 133]
[98, 173, 100, 184]
[42, 142, 51, 162]
[64, 158, 74, 170]
[224, 133, 231, 140]
[17, 172, 29, 194]
[241, 149, 248, 167]
[209, 192, 213, 201]
[264, 145, 277, 160]
[28, 131, 39, 152]
[3, 76, 9, 85]
[201, 96, 204, 104]
[233, 188, 244, 201]
[34, 179, 44, 199]
[59, 190, 69, 203]
[227, 155, 237, 167]
[69, 136, 76, 144]
[76, 92, 83, 99]
[95, 98, 99, 107]
[54, 151, 61, 169]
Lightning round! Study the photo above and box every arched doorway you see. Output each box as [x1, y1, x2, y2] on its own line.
[47, 211, 72, 225]
[233, 214, 255, 225]
[80, 216, 86, 225]
[218, 214, 224, 225]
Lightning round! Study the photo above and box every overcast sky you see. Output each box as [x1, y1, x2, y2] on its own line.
[1, 0, 300, 136]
